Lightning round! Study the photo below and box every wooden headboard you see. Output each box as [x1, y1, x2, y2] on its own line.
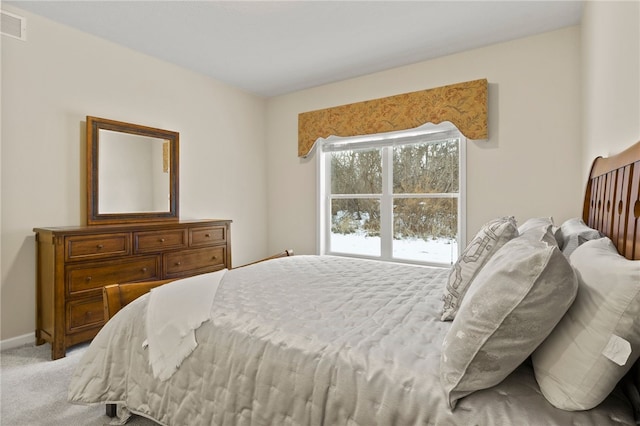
[583, 141, 640, 260]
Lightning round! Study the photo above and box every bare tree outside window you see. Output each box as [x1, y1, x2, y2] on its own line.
[322, 129, 463, 265]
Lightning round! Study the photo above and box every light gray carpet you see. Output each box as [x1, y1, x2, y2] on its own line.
[1, 343, 159, 426]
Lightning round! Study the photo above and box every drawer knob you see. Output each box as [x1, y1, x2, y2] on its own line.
[175, 261, 181, 266]
[205, 233, 211, 238]
[85, 276, 92, 282]
[96, 244, 104, 250]
[212, 256, 217, 260]
[141, 267, 147, 272]
[159, 238, 165, 243]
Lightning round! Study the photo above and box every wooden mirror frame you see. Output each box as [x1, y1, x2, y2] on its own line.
[86, 116, 179, 225]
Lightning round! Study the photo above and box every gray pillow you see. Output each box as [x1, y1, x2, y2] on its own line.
[440, 235, 578, 409]
[441, 216, 518, 321]
[518, 216, 553, 234]
[558, 217, 601, 257]
[518, 217, 562, 246]
[532, 237, 640, 410]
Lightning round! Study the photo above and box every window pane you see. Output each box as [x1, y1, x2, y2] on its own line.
[393, 139, 459, 194]
[393, 198, 458, 263]
[331, 149, 382, 194]
[330, 198, 380, 256]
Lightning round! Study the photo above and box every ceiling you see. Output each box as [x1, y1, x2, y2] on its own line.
[8, 1, 584, 97]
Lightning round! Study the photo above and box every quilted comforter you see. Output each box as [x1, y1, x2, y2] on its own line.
[68, 255, 635, 425]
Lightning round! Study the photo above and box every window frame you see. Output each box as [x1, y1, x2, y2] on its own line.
[317, 123, 466, 267]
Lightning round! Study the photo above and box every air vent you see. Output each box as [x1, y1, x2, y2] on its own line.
[1, 10, 26, 41]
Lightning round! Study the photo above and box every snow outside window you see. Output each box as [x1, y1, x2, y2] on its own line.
[318, 123, 466, 267]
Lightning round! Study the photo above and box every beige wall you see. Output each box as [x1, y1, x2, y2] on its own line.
[265, 27, 583, 255]
[581, 0, 640, 170]
[1, 6, 268, 341]
[2, 2, 638, 345]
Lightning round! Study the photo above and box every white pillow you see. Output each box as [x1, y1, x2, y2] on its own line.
[440, 235, 578, 409]
[532, 237, 640, 411]
[558, 217, 601, 258]
[441, 216, 518, 321]
[518, 217, 561, 246]
[518, 216, 553, 233]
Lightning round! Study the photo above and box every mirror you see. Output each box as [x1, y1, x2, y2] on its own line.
[87, 116, 179, 225]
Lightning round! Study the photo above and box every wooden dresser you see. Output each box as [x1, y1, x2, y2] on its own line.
[33, 219, 231, 359]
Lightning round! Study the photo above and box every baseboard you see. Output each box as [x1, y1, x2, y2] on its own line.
[0, 332, 35, 352]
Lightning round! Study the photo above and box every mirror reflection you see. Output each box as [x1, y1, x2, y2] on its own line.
[98, 130, 170, 213]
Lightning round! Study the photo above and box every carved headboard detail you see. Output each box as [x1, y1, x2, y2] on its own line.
[583, 141, 640, 260]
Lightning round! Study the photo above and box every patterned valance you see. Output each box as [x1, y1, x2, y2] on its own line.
[298, 79, 488, 157]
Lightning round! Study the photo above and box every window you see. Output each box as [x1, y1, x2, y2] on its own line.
[318, 123, 465, 266]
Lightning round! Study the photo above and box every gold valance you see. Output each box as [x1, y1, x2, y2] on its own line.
[298, 79, 488, 157]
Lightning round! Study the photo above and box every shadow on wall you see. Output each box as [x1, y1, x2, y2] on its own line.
[1, 234, 37, 340]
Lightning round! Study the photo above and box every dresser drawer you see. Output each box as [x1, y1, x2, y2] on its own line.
[164, 246, 226, 277]
[190, 226, 226, 247]
[65, 233, 130, 261]
[67, 256, 160, 295]
[67, 296, 104, 333]
[134, 229, 188, 253]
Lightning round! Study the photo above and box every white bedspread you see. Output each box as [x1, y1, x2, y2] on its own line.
[144, 269, 226, 380]
[69, 255, 636, 426]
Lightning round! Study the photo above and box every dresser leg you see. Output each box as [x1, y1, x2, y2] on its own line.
[51, 341, 66, 360]
[35, 332, 45, 346]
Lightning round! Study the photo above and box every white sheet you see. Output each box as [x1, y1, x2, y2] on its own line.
[144, 269, 226, 380]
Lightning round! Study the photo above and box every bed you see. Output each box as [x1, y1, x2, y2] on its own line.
[68, 141, 640, 425]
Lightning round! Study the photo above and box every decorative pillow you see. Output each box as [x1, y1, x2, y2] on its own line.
[441, 216, 518, 321]
[558, 217, 601, 257]
[440, 236, 578, 409]
[518, 217, 562, 246]
[532, 237, 640, 411]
